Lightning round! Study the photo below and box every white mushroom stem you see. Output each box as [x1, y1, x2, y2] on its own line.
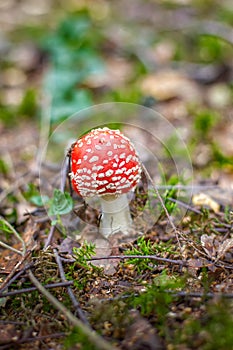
[99, 194, 132, 237]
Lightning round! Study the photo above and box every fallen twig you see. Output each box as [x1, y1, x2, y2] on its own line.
[43, 225, 56, 250]
[0, 241, 23, 255]
[0, 281, 73, 298]
[0, 262, 33, 293]
[89, 254, 188, 266]
[167, 197, 202, 214]
[53, 248, 89, 325]
[97, 290, 233, 303]
[142, 165, 184, 250]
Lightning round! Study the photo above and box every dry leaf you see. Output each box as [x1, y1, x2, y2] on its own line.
[192, 193, 220, 213]
[140, 70, 200, 101]
[0, 244, 23, 274]
[122, 310, 164, 350]
[200, 234, 216, 258]
[217, 238, 233, 260]
[0, 324, 20, 344]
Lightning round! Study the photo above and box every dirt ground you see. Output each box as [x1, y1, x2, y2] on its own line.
[0, 1, 233, 349]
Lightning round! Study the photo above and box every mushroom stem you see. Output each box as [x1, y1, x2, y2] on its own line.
[99, 194, 132, 237]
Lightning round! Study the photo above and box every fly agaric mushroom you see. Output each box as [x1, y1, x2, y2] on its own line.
[69, 127, 142, 237]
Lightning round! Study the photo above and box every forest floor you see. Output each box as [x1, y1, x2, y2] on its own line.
[0, 1, 233, 349]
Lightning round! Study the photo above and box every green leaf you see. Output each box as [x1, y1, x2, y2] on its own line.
[48, 189, 73, 216]
[30, 195, 49, 207]
[43, 68, 82, 97]
[23, 183, 48, 206]
[50, 90, 93, 123]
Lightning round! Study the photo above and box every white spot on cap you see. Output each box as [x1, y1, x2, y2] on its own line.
[119, 161, 125, 168]
[98, 188, 107, 193]
[119, 153, 126, 159]
[77, 159, 82, 165]
[126, 154, 132, 163]
[107, 151, 113, 156]
[111, 176, 119, 182]
[93, 165, 104, 171]
[125, 168, 132, 175]
[96, 180, 108, 186]
[115, 168, 124, 174]
[95, 145, 102, 150]
[106, 183, 116, 189]
[81, 175, 91, 180]
[105, 169, 114, 177]
[89, 155, 99, 163]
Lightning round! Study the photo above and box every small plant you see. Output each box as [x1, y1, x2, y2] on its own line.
[211, 142, 233, 169]
[175, 299, 233, 349]
[124, 237, 175, 273]
[23, 183, 49, 206]
[130, 271, 184, 329]
[194, 109, 219, 138]
[72, 241, 96, 270]
[66, 242, 100, 289]
[47, 189, 73, 236]
[48, 189, 73, 217]
[64, 326, 98, 350]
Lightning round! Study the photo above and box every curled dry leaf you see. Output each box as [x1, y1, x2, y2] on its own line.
[217, 238, 233, 261]
[192, 193, 220, 213]
[200, 234, 217, 259]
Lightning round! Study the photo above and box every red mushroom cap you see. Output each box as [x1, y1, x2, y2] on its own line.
[70, 127, 141, 197]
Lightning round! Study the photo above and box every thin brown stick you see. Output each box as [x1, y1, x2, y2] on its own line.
[53, 249, 89, 325]
[97, 290, 233, 303]
[43, 224, 56, 250]
[0, 263, 33, 294]
[89, 254, 188, 266]
[0, 281, 73, 298]
[142, 165, 183, 250]
[17, 332, 65, 344]
[28, 270, 118, 350]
